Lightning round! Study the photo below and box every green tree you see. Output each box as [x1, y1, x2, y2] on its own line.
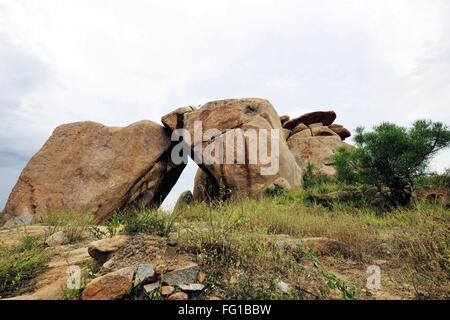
[332, 120, 450, 206]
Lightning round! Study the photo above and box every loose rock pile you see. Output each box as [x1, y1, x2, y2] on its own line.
[83, 234, 206, 300]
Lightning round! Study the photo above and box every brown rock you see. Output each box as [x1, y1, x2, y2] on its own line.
[328, 124, 351, 140]
[44, 231, 68, 247]
[281, 129, 291, 141]
[1, 120, 185, 225]
[291, 123, 309, 135]
[88, 235, 129, 260]
[173, 190, 194, 212]
[161, 286, 175, 295]
[279, 115, 290, 124]
[287, 135, 352, 177]
[82, 267, 134, 300]
[283, 111, 336, 130]
[197, 271, 206, 283]
[193, 168, 220, 203]
[163, 98, 303, 200]
[311, 126, 339, 137]
[290, 129, 312, 139]
[161, 106, 197, 131]
[168, 292, 188, 300]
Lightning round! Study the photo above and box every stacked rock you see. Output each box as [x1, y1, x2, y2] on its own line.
[280, 111, 352, 177]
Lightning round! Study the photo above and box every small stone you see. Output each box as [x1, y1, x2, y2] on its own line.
[163, 263, 199, 287]
[179, 283, 205, 292]
[101, 259, 114, 271]
[82, 267, 135, 300]
[277, 280, 290, 294]
[161, 286, 174, 295]
[4, 215, 35, 227]
[134, 264, 155, 287]
[168, 292, 188, 300]
[197, 271, 206, 283]
[143, 282, 160, 294]
[88, 235, 128, 260]
[45, 231, 68, 247]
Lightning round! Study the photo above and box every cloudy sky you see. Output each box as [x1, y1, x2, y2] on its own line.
[0, 0, 449, 211]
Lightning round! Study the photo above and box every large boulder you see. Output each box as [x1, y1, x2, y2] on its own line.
[1, 120, 185, 225]
[287, 135, 352, 177]
[162, 98, 303, 200]
[193, 168, 219, 203]
[173, 190, 194, 212]
[328, 124, 351, 140]
[283, 111, 336, 130]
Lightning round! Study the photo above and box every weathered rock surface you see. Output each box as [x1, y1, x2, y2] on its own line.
[168, 292, 188, 300]
[173, 190, 194, 212]
[163, 263, 200, 286]
[88, 235, 129, 260]
[82, 267, 135, 300]
[283, 111, 336, 130]
[45, 231, 68, 247]
[291, 123, 309, 135]
[287, 135, 352, 177]
[134, 264, 155, 287]
[310, 125, 340, 137]
[279, 115, 290, 124]
[163, 98, 303, 200]
[143, 282, 160, 293]
[161, 285, 175, 295]
[179, 283, 205, 291]
[3, 215, 36, 228]
[328, 124, 351, 140]
[1, 120, 185, 225]
[193, 168, 219, 203]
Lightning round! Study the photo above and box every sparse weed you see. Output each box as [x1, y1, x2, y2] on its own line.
[0, 236, 50, 298]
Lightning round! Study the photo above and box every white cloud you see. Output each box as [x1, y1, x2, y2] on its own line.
[0, 0, 449, 210]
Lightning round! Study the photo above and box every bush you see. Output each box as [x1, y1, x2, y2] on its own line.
[332, 120, 450, 206]
[264, 183, 285, 197]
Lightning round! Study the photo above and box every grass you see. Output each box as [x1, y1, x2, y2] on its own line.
[40, 211, 93, 244]
[0, 235, 50, 298]
[174, 179, 449, 300]
[112, 202, 178, 238]
[1, 172, 447, 300]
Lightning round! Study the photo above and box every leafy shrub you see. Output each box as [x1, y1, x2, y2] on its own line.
[264, 183, 285, 197]
[332, 120, 450, 206]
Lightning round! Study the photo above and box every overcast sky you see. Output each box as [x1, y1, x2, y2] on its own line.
[0, 0, 449, 211]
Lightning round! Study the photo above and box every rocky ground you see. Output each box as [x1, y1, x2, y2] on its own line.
[0, 222, 416, 300]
